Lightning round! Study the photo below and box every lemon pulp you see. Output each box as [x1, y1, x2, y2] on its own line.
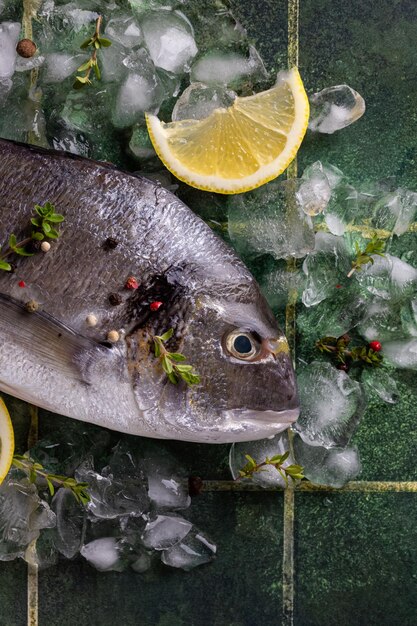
[146, 67, 309, 194]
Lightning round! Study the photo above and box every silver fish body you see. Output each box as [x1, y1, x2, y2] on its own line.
[0, 139, 299, 443]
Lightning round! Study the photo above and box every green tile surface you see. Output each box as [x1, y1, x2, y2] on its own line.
[38, 493, 283, 626]
[294, 492, 417, 626]
[0, 560, 27, 626]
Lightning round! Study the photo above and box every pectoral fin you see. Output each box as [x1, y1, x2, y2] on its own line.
[0, 293, 109, 384]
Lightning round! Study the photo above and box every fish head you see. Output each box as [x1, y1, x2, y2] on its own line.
[152, 287, 299, 443]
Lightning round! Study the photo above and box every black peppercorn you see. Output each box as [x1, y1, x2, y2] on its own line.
[108, 293, 123, 306]
[102, 237, 119, 251]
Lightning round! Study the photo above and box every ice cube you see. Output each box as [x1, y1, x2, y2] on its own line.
[358, 301, 405, 342]
[172, 82, 236, 122]
[75, 458, 149, 520]
[400, 299, 417, 337]
[141, 515, 192, 550]
[43, 53, 87, 83]
[297, 171, 331, 216]
[229, 431, 296, 488]
[228, 180, 315, 262]
[382, 338, 417, 369]
[112, 50, 165, 127]
[372, 189, 417, 236]
[27, 529, 58, 570]
[0, 22, 21, 80]
[147, 472, 191, 510]
[15, 55, 45, 73]
[309, 85, 365, 134]
[129, 123, 156, 159]
[100, 41, 128, 83]
[52, 488, 86, 559]
[293, 435, 361, 488]
[302, 232, 350, 307]
[294, 362, 366, 448]
[260, 259, 306, 311]
[190, 45, 267, 86]
[361, 367, 400, 404]
[105, 15, 142, 48]
[0, 477, 56, 561]
[141, 10, 198, 74]
[302, 161, 345, 191]
[355, 254, 417, 301]
[161, 528, 216, 571]
[81, 537, 125, 572]
[299, 283, 367, 338]
[324, 184, 359, 236]
[0, 77, 12, 102]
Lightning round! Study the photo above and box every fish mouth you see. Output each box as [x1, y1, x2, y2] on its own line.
[225, 407, 300, 426]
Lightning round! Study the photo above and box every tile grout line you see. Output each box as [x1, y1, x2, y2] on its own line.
[27, 406, 39, 626]
[283, 0, 300, 624]
[202, 480, 417, 492]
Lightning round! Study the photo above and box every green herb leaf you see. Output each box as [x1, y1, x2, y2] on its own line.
[0, 260, 11, 271]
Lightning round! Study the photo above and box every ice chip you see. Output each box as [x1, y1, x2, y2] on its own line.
[190, 45, 267, 86]
[105, 15, 142, 48]
[324, 184, 359, 236]
[141, 10, 197, 74]
[81, 537, 125, 572]
[294, 361, 366, 448]
[112, 50, 165, 127]
[100, 41, 128, 83]
[293, 435, 361, 488]
[260, 259, 306, 311]
[44, 53, 87, 83]
[0, 22, 21, 80]
[361, 368, 400, 404]
[229, 431, 296, 488]
[358, 301, 405, 342]
[27, 529, 58, 570]
[15, 55, 45, 73]
[382, 338, 417, 370]
[161, 527, 216, 571]
[129, 123, 156, 159]
[141, 515, 192, 550]
[309, 84, 365, 134]
[297, 170, 331, 216]
[355, 254, 417, 301]
[147, 472, 191, 510]
[172, 82, 236, 122]
[302, 233, 350, 307]
[0, 477, 56, 561]
[75, 458, 149, 520]
[372, 189, 417, 236]
[52, 488, 86, 559]
[228, 180, 315, 262]
[302, 161, 345, 191]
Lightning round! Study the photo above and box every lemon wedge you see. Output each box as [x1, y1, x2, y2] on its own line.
[146, 67, 309, 194]
[0, 397, 14, 485]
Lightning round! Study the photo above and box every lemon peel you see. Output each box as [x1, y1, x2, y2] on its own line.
[0, 397, 15, 485]
[146, 67, 309, 194]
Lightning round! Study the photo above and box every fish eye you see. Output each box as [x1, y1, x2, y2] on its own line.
[224, 330, 260, 361]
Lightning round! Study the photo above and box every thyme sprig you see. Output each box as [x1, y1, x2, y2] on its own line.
[0, 202, 64, 271]
[316, 334, 383, 368]
[12, 454, 90, 505]
[237, 452, 304, 485]
[73, 16, 111, 89]
[153, 329, 200, 386]
[347, 235, 386, 278]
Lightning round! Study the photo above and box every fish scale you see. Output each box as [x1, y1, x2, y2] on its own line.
[0, 138, 299, 443]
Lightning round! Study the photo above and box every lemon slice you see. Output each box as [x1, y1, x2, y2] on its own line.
[0, 397, 14, 485]
[146, 67, 309, 194]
